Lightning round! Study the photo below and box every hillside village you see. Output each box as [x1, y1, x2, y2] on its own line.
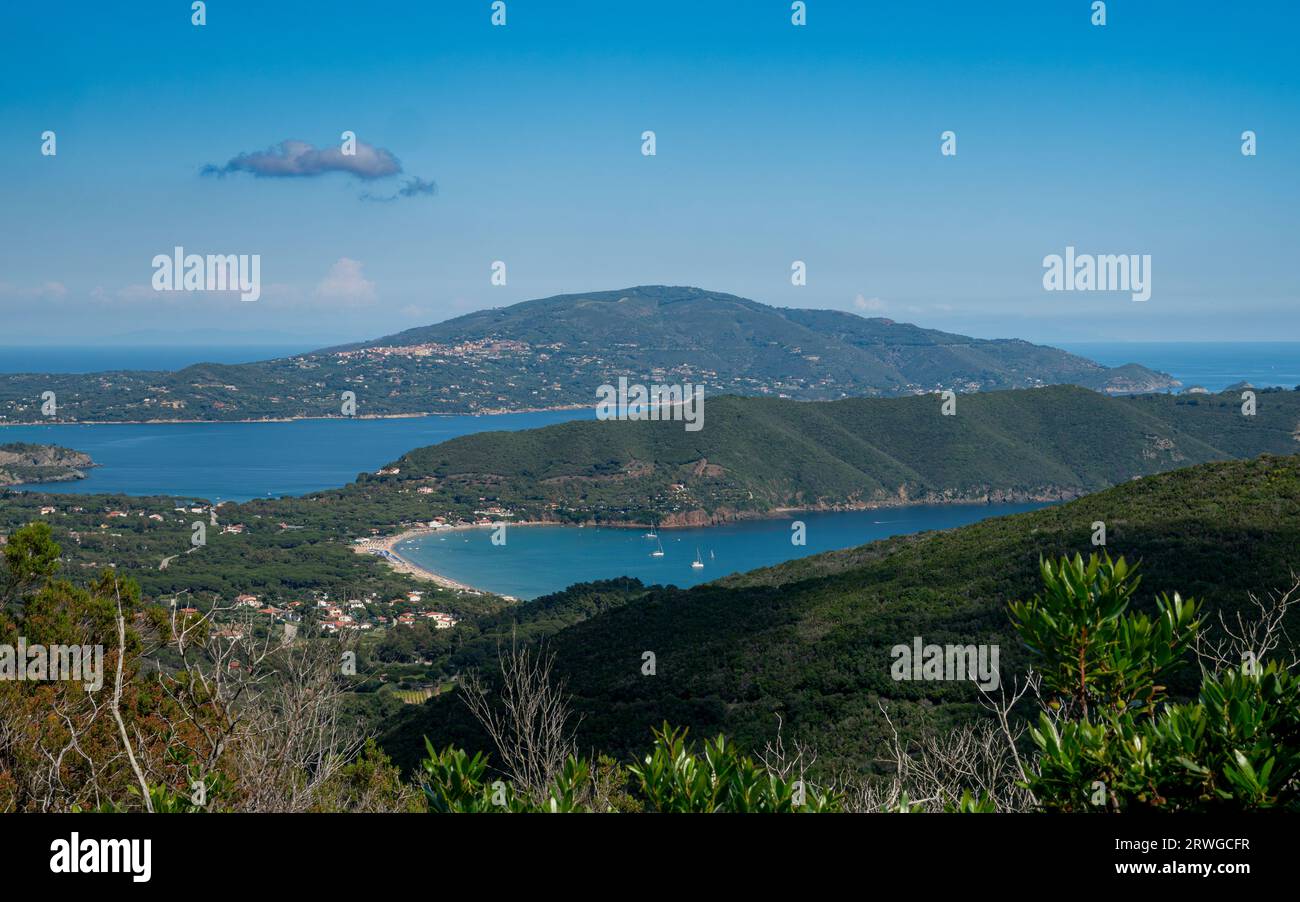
[198, 588, 458, 639]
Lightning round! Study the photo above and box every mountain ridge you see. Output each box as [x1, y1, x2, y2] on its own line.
[0, 286, 1178, 423]
[338, 285, 1175, 396]
[296, 385, 1298, 532]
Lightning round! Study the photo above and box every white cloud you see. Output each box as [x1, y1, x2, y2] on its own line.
[314, 258, 377, 307]
[853, 294, 887, 313]
[204, 139, 401, 180]
[0, 281, 69, 304]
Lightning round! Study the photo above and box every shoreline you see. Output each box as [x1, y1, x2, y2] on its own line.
[354, 529, 483, 593]
[0, 404, 591, 427]
[359, 494, 1066, 596]
[357, 521, 566, 595]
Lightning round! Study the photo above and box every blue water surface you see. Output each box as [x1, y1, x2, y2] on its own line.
[396, 503, 1050, 599]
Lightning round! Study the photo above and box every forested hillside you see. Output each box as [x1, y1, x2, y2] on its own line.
[381, 454, 1300, 777]
[276, 385, 1300, 528]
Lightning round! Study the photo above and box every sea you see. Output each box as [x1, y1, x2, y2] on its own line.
[1056, 342, 1300, 392]
[0, 411, 591, 502]
[0, 345, 316, 374]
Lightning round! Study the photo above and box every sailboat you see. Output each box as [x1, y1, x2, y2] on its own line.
[650, 537, 665, 557]
[644, 521, 658, 539]
[691, 548, 705, 569]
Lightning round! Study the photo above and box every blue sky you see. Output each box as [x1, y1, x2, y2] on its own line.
[1, 0, 1297, 345]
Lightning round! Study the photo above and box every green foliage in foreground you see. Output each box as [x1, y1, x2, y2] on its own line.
[627, 725, 840, 812]
[414, 544, 1300, 813]
[1015, 552, 1300, 812]
[1010, 554, 1200, 719]
[419, 723, 1001, 813]
[421, 724, 842, 813]
[1032, 665, 1300, 811]
[420, 744, 593, 813]
[387, 455, 1300, 779]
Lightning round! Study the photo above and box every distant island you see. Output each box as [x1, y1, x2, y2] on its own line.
[0, 286, 1179, 424]
[0, 443, 94, 486]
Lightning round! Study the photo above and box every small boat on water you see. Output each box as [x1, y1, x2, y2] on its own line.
[691, 548, 705, 569]
[644, 521, 658, 539]
[650, 537, 665, 558]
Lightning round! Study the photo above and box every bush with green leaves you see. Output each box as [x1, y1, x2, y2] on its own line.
[628, 724, 839, 812]
[1010, 554, 1200, 719]
[1012, 552, 1300, 811]
[419, 724, 839, 813]
[417, 551, 1300, 813]
[1031, 664, 1300, 810]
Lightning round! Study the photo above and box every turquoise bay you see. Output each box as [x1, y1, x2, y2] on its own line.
[395, 503, 1050, 600]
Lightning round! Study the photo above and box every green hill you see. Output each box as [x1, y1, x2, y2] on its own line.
[287, 384, 1300, 530]
[6, 386, 1292, 633]
[341, 285, 1173, 396]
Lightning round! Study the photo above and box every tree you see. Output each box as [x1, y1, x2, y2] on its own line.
[1009, 553, 1199, 719]
[1, 521, 61, 607]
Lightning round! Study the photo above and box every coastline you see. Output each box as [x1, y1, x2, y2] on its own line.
[358, 520, 570, 595]
[358, 492, 1067, 597]
[0, 472, 89, 488]
[0, 404, 591, 427]
[354, 528, 483, 593]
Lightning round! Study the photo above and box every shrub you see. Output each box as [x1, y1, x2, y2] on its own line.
[1014, 553, 1300, 811]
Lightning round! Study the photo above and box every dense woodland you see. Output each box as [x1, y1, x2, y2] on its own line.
[320, 384, 1300, 527]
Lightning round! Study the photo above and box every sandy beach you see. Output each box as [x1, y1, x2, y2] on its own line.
[354, 528, 479, 591]
[356, 520, 565, 595]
